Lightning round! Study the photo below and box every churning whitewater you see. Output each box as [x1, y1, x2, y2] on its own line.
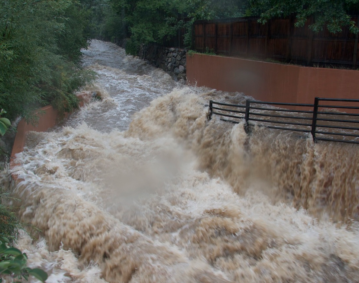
[7, 40, 359, 282]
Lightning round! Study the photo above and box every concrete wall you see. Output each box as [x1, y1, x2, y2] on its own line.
[186, 53, 359, 107]
[10, 93, 91, 181]
[11, 106, 59, 166]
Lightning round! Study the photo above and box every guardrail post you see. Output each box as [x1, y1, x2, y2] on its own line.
[245, 100, 251, 133]
[311, 97, 319, 142]
[208, 100, 213, 120]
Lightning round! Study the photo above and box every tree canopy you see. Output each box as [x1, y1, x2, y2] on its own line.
[106, 0, 249, 53]
[93, 0, 359, 55]
[248, 0, 359, 34]
[0, 0, 92, 121]
[100, 0, 359, 55]
[2, 0, 358, 120]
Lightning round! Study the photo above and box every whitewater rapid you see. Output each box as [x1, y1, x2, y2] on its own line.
[6, 40, 359, 283]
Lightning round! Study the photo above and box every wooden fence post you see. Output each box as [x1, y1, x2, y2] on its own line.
[265, 21, 270, 57]
[353, 16, 359, 69]
[286, 16, 294, 62]
[247, 19, 250, 55]
[192, 23, 195, 50]
[203, 23, 206, 52]
[307, 18, 314, 66]
[215, 23, 218, 54]
[230, 23, 233, 56]
[354, 34, 358, 69]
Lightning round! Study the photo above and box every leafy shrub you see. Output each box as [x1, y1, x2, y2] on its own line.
[0, 236, 48, 283]
[0, 195, 18, 240]
[0, 0, 93, 121]
[125, 39, 139, 56]
[0, 189, 47, 282]
[0, 110, 11, 137]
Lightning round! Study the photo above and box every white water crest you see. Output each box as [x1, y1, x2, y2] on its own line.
[8, 40, 359, 282]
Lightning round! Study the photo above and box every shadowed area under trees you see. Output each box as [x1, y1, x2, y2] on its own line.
[88, 0, 359, 56]
[92, 0, 250, 54]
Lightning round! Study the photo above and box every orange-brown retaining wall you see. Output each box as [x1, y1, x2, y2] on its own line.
[186, 54, 359, 106]
[10, 93, 90, 181]
[10, 106, 63, 181]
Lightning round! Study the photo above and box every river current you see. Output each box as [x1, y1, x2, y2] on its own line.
[6, 40, 359, 282]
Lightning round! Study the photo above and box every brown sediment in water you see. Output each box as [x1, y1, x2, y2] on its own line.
[7, 40, 359, 282]
[128, 89, 359, 222]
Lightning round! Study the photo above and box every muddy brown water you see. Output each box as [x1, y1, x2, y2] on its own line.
[7, 40, 359, 282]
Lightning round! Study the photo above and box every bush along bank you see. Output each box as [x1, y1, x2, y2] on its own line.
[0, 122, 48, 282]
[0, 90, 100, 282]
[139, 44, 187, 82]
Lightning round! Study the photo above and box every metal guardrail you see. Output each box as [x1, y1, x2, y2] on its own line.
[208, 98, 359, 144]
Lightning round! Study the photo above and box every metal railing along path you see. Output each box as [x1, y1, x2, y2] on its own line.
[208, 98, 359, 144]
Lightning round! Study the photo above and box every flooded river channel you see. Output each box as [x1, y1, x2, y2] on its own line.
[8, 40, 359, 283]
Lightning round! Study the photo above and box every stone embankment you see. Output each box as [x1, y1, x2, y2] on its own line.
[139, 44, 187, 82]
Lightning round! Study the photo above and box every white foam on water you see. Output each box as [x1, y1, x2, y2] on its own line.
[6, 40, 359, 282]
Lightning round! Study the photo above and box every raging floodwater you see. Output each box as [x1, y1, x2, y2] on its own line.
[7, 40, 359, 282]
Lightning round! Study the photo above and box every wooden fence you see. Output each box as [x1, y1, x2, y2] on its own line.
[193, 16, 359, 68]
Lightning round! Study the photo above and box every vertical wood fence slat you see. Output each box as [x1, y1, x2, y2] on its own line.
[307, 31, 314, 65]
[307, 18, 314, 65]
[286, 17, 293, 61]
[353, 34, 358, 68]
[192, 23, 195, 51]
[203, 23, 206, 52]
[215, 23, 218, 54]
[247, 20, 250, 55]
[230, 23, 233, 56]
[265, 22, 270, 57]
[353, 16, 359, 68]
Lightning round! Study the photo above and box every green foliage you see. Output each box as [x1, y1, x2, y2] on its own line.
[57, 1, 92, 64]
[0, 110, 11, 136]
[1, 190, 47, 282]
[80, 0, 128, 43]
[95, 0, 359, 52]
[204, 47, 216, 55]
[187, 50, 197, 56]
[112, 0, 182, 49]
[248, 0, 359, 34]
[125, 39, 139, 56]
[0, 0, 92, 121]
[0, 236, 48, 283]
[106, 0, 249, 52]
[39, 61, 96, 117]
[187, 48, 216, 57]
[0, 192, 18, 240]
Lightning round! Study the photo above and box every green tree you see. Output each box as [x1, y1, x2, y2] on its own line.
[80, 0, 125, 42]
[0, 0, 93, 121]
[108, 0, 249, 53]
[57, 1, 92, 63]
[248, 0, 359, 33]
